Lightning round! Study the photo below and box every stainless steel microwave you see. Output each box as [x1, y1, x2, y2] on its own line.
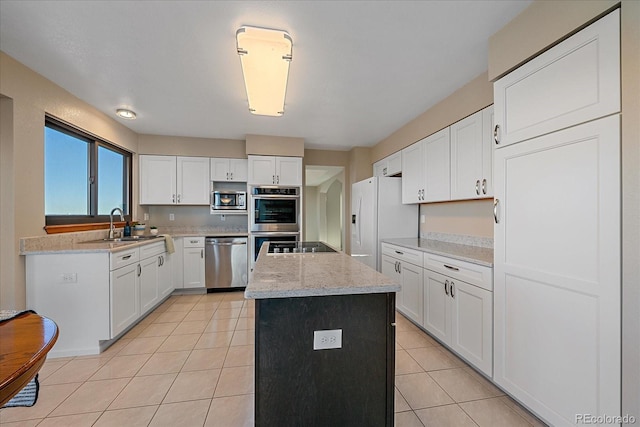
[211, 191, 246, 212]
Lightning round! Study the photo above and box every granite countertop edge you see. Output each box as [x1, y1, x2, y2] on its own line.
[382, 237, 494, 267]
[245, 283, 401, 300]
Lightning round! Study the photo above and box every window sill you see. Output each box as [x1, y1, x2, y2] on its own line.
[44, 222, 126, 234]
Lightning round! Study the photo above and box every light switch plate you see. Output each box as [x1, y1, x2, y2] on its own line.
[313, 329, 342, 350]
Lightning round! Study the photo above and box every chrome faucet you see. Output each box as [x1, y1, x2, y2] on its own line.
[109, 207, 125, 239]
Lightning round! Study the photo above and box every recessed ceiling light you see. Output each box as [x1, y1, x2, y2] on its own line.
[116, 108, 137, 120]
[236, 26, 292, 117]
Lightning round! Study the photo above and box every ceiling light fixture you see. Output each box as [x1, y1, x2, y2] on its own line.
[236, 26, 292, 117]
[115, 108, 137, 120]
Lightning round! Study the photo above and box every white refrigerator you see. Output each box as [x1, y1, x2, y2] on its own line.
[350, 177, 418, 271]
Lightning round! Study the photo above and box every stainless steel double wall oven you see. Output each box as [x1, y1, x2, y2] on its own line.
[249, 186, 301, 262]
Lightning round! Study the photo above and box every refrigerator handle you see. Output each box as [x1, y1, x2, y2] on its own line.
[357, 196, 363, 245]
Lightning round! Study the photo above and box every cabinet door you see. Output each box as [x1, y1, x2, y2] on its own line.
[423, 128, 450, 202]
[158, 253, 173, 299]
[386, 152, 402, 176]
[450, 111, 483, 200]
[494, 115, 620, 425]
[494, 10, 619, 147]
[449, 280, 492, 376]
[248, 155, 277, 185]
[176, 157, 210, 204]
[110, 263, 140, 338]
[210, 158, 230, 181]
[171, 238, 184, 289]
[139, 256, 159, 315]
[423, 270, 449, 344]
[381, 255, 402, 309]
[401, 142, 422, 204]
[399, 261, 423, 324]
[183, 246, 205, 288]
[480, 105, 494, 197]
[276, 157, 302, 186]
[373, 159, 387, 177]
[139, 155, 176, 205]
[228, 159, 248, 182]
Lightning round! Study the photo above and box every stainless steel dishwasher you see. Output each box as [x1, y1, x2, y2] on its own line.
[205, 237, 248, 290]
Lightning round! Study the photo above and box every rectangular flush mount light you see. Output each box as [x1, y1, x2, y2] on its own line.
[236, 26, 292, 116]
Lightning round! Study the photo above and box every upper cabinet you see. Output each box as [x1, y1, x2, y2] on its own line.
[401, 128, 450, 204]
[210, 158, 248, 182]
[248, 155, 302, 186]
[373, 151, 402, 177]
[450, 106, 494, 199]
[493, 10, 619, 147]
[140, 155, 210, 205]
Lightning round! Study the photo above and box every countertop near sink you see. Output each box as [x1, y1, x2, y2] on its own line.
[20, 227, 248, 255]
[382, 234, 494, 267]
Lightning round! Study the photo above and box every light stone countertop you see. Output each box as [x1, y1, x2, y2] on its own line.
[245, 244, 400, 300]
[382, 237, 494, 267]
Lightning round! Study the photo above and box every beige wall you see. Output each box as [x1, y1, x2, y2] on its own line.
[372, 72, 493, 164]
[0, 52, 139, 310]
[245, 134, 304, 157]
[420, 200, 494, 239]
[138, 134, 245, 157]
[488, 0, 639, 419]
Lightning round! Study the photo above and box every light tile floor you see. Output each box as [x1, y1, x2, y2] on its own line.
[0, 292, 547, 427]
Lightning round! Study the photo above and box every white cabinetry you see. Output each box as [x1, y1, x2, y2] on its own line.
[138, 241, 168, 315]
[450, 106, 494, 199]
[183, 237, 205, 288]
[493, 11, 619, 148]
[373, 152, 401, 177]
[109, 249, 140, 338]
[211, 158, 248, 182]
[423, 253, 493, 376]
[140, 155, 210, 205]
[171, 237, 184, 289]
[381, 243, 423, 324]
[248, 155, 302, 186]
[493, 11, 620, 426]
[401, 128, 450, 203]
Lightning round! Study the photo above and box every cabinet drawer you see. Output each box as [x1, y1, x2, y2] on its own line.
[139, 241, 166, 259]
[424, 253, 492, 291]
[183, 237, 204, 248]
[381, 243, 422, 267]
[110, 248, 139, 270]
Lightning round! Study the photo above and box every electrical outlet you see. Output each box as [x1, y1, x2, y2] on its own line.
[169, 213, 175, 221]
[60, 273, 77, 283]
[313, 329, 342, 350]
[420, 214, 425, 224]
[143, 213, 149, 221]
[220, 214, 225, 221]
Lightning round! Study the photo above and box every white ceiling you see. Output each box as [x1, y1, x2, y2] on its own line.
[0, 1, 531, 151]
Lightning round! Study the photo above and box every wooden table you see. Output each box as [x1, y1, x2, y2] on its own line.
[0, 312, 59, 407]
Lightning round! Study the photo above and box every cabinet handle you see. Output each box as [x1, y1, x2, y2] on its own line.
[395, 250, 404, 255]
[226, 172, 229, 180]
[158, 256, 162, 267]
[122, 254, 132, 260]
[137, 264, 141, 276]
[494, 124, 500, 144]
[394, 261, 398, 273]
[444, 279, 449, 296]
[482, 179, 487, 195]
[383, 167, 387, 176]
[494, 198, 500, 224]
[172, 194, 175, 203]
[398, 262, 401, 273]
[190, 240, 198, 244]
[201, 249, 204, 258]
[272, 175, 275, 184]
[230, 172, 233, 180]
[475, 180, 480, 196]
[444, 264, 459, 271]
[277, 175, 280, 184]
[177, 194, 181, 203]
[450, 281, 455, 298]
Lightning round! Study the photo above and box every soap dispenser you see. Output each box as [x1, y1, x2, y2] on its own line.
[124, 221, 131, 237]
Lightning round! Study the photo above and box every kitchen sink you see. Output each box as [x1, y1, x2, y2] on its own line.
[81, 235, 161, 243]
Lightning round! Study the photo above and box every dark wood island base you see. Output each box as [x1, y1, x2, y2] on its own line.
[254, 292, 396, 427]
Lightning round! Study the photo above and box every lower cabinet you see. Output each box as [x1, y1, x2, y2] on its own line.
[423, 269, 492, 376]
[381, 242, 493, 376]
[110, 262, 140, 338]
[183, 237, 205, 288]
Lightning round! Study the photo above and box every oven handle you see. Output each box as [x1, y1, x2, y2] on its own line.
[251, 195, 300, 200]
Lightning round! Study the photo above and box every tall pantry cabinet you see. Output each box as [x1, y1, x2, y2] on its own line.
[492, 10, 621, 427]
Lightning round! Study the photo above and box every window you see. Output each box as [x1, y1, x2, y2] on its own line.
[44, 117, 132, 225]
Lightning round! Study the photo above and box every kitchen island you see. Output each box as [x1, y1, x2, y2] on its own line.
[245, 243, 399, 427]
